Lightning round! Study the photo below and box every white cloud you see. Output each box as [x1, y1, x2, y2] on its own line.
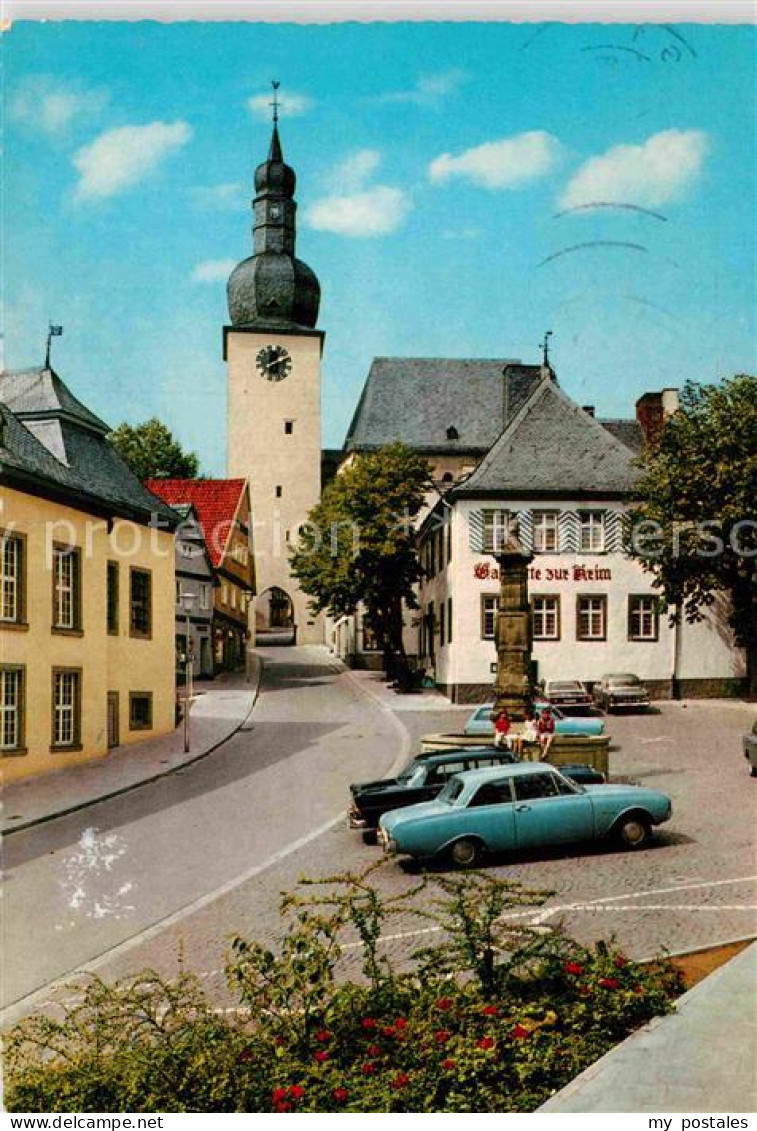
[376, 69, 469, 106]
[247, 91, 312, 119]
[191, 259, 238, 283]
[559, 129, 708, 209]
[429, 131, 563, 189]
[73, 121, 192, 201]
[189, 182, 245, 211]
[9, 76, 109, 136]
[306, 186, 411, 238]
[329, 149, 381, 191]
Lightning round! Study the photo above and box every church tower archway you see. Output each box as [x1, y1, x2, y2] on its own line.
[256, 586, 296, 644]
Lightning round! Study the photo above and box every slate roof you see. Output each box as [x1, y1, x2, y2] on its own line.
[451, 376, 641, 499]
[344, 358, 544, 453]
[145, 478, 248, 568]
[1, 369, 178, 527]
[599, 418, 644, 454]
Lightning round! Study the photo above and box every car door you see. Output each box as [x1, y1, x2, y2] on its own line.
[463, 779, 517, 850]
[512, 771, 594, 849]
[423, 760, 468, 799]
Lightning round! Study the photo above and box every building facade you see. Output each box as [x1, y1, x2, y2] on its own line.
[417, 375, 746, 702]
[1, 368, 178, 783]
[170, 503, 215, 680]
[225, 116, 324, 645]
[146, 478, 256, 673]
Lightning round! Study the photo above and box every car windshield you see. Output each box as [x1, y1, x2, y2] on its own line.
[608, 675, 640, 687]
[396, 759, 419, 783]
[550, 682, 582, 691]
[437, 776, 465, 804]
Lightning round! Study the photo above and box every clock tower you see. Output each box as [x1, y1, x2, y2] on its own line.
[225, 96, 324, 645]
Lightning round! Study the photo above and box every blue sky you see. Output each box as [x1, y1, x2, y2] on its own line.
[5, 19, 756, 474]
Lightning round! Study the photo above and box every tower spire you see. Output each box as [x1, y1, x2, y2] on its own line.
[268, 80, 283, 162]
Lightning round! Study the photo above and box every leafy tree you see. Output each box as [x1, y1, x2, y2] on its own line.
[290, 443, 432, 688]
[108, 418, 200, 480]
[630, 375, 757, 695]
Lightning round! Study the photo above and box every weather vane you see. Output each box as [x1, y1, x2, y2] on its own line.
[45, 322, 63, 369]
[271, 80, 280, 124]
[540, 330, 553, 367]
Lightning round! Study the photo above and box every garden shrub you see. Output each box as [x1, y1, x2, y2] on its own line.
[4, 867, 682, 1113]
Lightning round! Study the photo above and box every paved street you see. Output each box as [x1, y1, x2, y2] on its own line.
[4, 646, 756, 1027]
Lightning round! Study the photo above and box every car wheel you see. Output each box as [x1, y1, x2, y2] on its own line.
[362, 828, 379, 845]
[449, 838, 482, 868]
[615, 814, 651, 849]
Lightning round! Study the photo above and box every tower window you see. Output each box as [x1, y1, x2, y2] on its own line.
[446, 426, 459, 441]
[284, 420, 294, 435]
[275, 485, 283, 498]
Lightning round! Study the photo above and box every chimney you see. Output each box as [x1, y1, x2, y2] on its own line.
[662, 388, 680, 417]
[582, 405, 595, 418]
[636, 392, 664, 447]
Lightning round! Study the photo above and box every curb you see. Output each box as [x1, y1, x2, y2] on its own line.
[2, 654, 264, 837]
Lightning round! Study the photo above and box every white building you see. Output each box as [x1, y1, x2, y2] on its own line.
[416, 373, 745, 702]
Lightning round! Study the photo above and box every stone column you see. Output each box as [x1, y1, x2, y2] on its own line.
[493, 535, 535, 720]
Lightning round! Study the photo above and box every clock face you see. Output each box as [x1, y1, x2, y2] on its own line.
[256, 345, 292, 382]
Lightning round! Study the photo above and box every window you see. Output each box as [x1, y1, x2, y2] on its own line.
[230, 586, 237, 610]
[447, 597, 452, 644]
[107, 561, 119, 635]
[481, 595, 497, 640]
[1, 532, 25, 624]
[129, 692, 153, 731]
[0, 666, 24, 752]
[438, 527, 445, 572]
[482, 509, 516, 553]
[577, 595, 607, 641]
[629, 595, 659, 641]
[221, 582, 229, 606]
[469, 780, 513, 807]
[129, 568, 152, 638]
[446, 518, 452, 561]
[513, 773, 559, 801]
[284, 420, 294, 435]
[426, 760, 466, 784]
[275, 485, 282, 498]
[439, 601, 446, 647]
[532, 595, 560, 640]
[532, 511, 559, 553]
[579, 511, 605, 552]
[200, 583, 211, 611]
[429, 535, 436, 577]
[52, 669, 81, 749]
[52, 545, 81, 631]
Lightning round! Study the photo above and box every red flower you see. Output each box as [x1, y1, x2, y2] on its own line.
[366, 1043, 381, 1057]
[579, 984, 592, 996]
[564, 962, 584, 976]
[436, 996, 453, 1010]
[614, 955, 628, 968]
[634, 985, 646, 995]
[360, 1017, 377, 1030]
[274, 1036, 286, 1047]
[315, 1028, 332, 1043]
[435, 1029, 451, 1044]
[361, 1062, 376, 1076]
[274, 1101, 291, 1113]
[333, 1087, 349, 1104]
[237, 1047, 254, 1063]
[509, 1024, 529, 1040]
[392, 1072, 410, 1089]
[482, 1004, 499, 1016]
[395, 1017, 408, 1030]
[271, 1087, 288, 1103]
[382, 1025, 396, 1037]
[315, 1051, 329, 1063]
[441, 1058, 456, 1070]
[289, 1085, 305, 1100]
[477, 1036, 495, 1050]
[599, 977, 620, 990]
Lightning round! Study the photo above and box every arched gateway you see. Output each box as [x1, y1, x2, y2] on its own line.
[256, 586, 296, 645]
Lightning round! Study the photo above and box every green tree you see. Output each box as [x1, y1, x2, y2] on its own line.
[631, 375, 757, 695]
[108, 418, 200, 480]
[290, 443, 432, 688]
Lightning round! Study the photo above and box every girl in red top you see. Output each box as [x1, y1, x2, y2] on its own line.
[493, 709, 511, 750]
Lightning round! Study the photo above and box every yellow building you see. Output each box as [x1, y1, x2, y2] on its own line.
[0, 366, 178, 783]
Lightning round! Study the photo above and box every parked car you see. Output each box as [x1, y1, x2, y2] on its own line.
[378, 763, 672, 867]
[744, 719, 757, 777]
[541, 680, 592, 711]
[350, 749, 605, 832]
[464, 702, 605, 738]
[593, 673, 651, 712]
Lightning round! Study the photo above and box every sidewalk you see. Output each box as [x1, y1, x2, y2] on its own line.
[540, 941, 757, 1112]
[341, 666, 471, 714]
[1, 656, 262, 836]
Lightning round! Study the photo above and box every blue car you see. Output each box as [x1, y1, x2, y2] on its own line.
[379, 763, 672, 867]
[464, 702, 605, 738]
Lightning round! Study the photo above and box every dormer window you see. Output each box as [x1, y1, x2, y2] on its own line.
[446, 426, 459, 441]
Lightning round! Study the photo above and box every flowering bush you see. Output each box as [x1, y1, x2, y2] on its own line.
[4, 869, 682, 1113]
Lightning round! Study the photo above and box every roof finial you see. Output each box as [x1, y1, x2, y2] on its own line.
[45, 323, 63, 370]
[540, 330, 553, 368]
[271, 80, 280, 124]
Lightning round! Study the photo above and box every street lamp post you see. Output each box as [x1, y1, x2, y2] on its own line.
[179, 592, 197, 753]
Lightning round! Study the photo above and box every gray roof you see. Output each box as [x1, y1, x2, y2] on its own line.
[599, 418, 644, 454]
[451, 376, 641, 498]
[344, 358, 544, 453]
[0, 367, 177, 526]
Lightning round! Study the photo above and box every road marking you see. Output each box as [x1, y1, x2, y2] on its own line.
[2, 663, 414, 1028]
